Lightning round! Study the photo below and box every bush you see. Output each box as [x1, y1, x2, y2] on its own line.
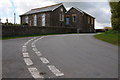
[3, 22, 13, 25]
[105, 29, 118, 34]
[22, 22, 28, 25]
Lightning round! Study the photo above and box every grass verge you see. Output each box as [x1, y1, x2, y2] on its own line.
[94, 30, 120, 46]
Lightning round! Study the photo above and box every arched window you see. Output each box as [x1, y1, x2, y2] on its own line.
[42, 13, 45, 26]
[25, 16, 28, 23]
[72, 14, 76, 22]
[34, 15, 37, 26]
[60, 14, 64, 21]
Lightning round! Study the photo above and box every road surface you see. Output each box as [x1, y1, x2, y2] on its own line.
[2, 34, 118, 79]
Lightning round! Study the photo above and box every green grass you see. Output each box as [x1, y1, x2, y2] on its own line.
[2, 33, 76, 40]
[94, 30, 120, 46]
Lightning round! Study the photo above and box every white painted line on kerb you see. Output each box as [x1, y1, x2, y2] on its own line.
[23, 52, 29, 57]
[40, 57, 49, 64]
[28, 67, 44, 78]
[24, 58, 33, 66]
[35, 51, 42, 56]
[48, 65, 64, 77]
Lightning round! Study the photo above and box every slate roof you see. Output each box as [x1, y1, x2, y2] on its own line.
[20, 3, 62, 16]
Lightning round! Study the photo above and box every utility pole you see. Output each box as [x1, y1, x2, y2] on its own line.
[14, 13, 16, 24]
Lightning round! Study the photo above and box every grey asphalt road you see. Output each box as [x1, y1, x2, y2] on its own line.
[2, 34, 118, 78]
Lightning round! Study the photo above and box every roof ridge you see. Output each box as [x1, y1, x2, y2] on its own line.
[31, 3, 62, 11]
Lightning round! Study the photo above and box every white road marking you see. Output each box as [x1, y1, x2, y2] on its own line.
[31, 44, 35, 47]
[24, 58, 33, 66]
[40, 57, 49, 64]
[48, 65, 64, 77]
[28, 36, 65, 77]
[23, 52, 29, 57]
[22, 47, 27, 52]
[33, 48, 38, 52]
[23, 46, 26, 48]
[24, 38, 37, 46]
[35, 51, 42, 56]
[28, 67, 44, 78]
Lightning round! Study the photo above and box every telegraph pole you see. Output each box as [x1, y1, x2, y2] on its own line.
[14, 13, 16, 24]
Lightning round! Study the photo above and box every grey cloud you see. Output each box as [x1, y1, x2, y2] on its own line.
[63, 2, 111, 27]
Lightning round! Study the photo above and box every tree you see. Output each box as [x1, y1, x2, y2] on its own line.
[22, 22, 28, 25]
[109, 1, 120, 31]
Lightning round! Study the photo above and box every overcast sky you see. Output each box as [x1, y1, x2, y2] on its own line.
[0, 0, 112, 29]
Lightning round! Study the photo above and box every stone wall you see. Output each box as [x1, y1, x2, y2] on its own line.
[2, 25, 77, 37]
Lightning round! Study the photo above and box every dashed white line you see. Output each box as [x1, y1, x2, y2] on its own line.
[24, 36, 64, 78]
[23, 52, 29, 57]
[24, 58, 33, 66]
[48, 65, 64, 77]
[40, 57, 49, 64]
[31, 44, 35, 48]
[23, 46, 26, 48]
[22, 47, 27, 52]
[35, 51, 42, 56]
[24, 37, 37, 46]
[32, 36, 65, 77]
[33, 48, 38, 52]
[28, 67, 44, 78]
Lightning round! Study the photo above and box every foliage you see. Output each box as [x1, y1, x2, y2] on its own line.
[2, 22, 22, 26]
[109, 2, 120, 31]
[22, 22, 28, 25]
[4, 22, 13, 25]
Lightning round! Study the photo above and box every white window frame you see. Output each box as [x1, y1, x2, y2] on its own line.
[88, 17, 90, 24]
[41, 13, 45, 26]
[25, 16, 28, 23]
[34, 15, 37, 26]
[72, 15, 76, 22]
[60, 14, 64, 21]
[91, 18, 94, 24]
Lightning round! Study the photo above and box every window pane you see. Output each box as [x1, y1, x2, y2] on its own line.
[34, 15, 37, 26]
[60, 14, 64, 21]
[62, 14, 64, 21]
[72, 16, 76, 22]
[42, 13, 45, 26]
[66, 17, 70, 25]
[26, 16, 28, 23]
[60, 14, 62, 21]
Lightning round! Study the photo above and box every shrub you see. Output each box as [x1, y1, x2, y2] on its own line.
[22, 22, 28, 25]
[3, 22, 13, 25]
